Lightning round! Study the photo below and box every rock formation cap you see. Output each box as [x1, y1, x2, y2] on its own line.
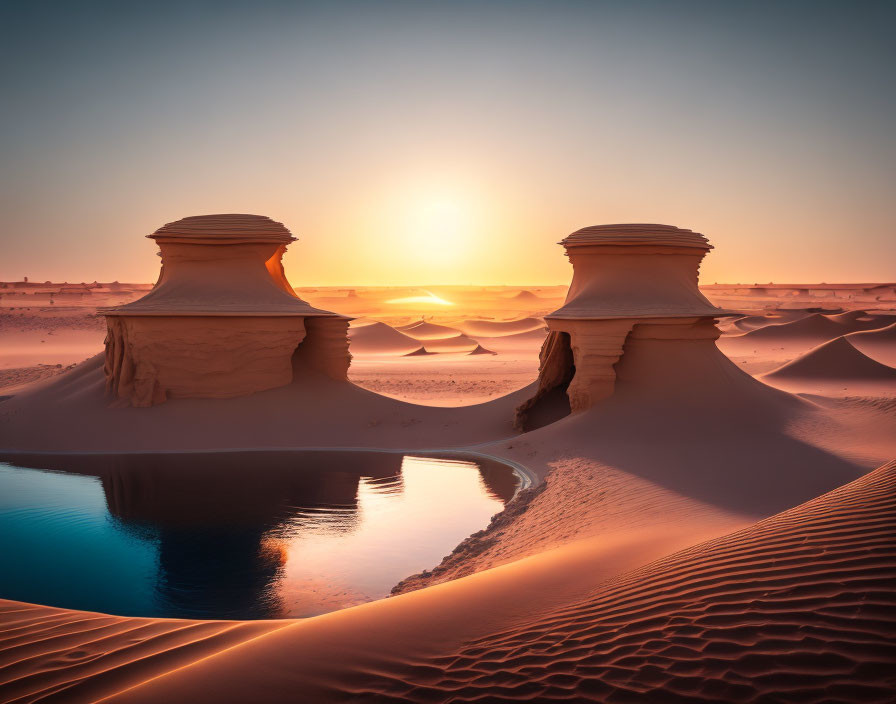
[150, 214, 296, 244]
[548, 223, 736, 320]
[102, 214, 343, 318]
[561, 224, 711, 250]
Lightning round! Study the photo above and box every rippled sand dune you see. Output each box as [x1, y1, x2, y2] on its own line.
[5, 460, 889, 703]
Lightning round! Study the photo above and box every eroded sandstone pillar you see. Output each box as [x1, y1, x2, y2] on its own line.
[101, 214, 350, 407]
[515, 224, 736, 427]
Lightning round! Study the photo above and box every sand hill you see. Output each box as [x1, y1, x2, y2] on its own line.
[719, 311, 896, 366]
[7, 460, 890, 703]
[511, 289, 540, 301]
[845, 322, 896, 367]
[365, 460, 896, 703]
[729, 309, 812, 332]
[762, 335, 896, 394]
[421, 334, 479, 354]
[397, 320, 463, 340]
[454, 318, 544, 337]
[731, 311, 887, 345]
[348, 321, 421, 356]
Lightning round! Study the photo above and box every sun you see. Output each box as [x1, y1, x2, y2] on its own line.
[404, 196, 473, 266]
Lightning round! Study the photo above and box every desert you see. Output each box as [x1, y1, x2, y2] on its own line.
[1, 214, 894, 704]
[2, 2, 895, 702]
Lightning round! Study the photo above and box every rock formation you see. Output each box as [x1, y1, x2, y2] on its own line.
[101, 214, 349, 406]
[515, 224, 736, 429]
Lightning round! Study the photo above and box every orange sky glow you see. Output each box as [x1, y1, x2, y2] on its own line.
[1, 1, 894, 286]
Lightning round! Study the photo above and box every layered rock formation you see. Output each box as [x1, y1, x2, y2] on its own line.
[102, 215, 349, 406]
[516, 224, 736, 429]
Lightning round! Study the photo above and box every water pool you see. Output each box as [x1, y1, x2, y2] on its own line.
[0, 450, 519, 619]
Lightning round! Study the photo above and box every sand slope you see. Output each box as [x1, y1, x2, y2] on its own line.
[727, 309, 812, 333]
[762, 336, 896, 395]
[0, 355, 531, 452]
[422, 334, 479, 354]
[846, 322, 896, 367]
[454, 318, 544, 338]
[376, 459, 896, 703]
[766, 336, 896, 381]
[718, 312, 896, 370]
[397, 321, 462, 340]
[0, 603, 288, 704]
[735, 312, 851, 342]
[348, 321, 422, 355]
[61, 460, 894, 704]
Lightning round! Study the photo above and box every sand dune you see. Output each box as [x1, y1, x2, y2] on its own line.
[510, 289, 541, 301]
[728, 309, 812, 332]
[454, 318, 544, 337]
[827, 310, 896, 327]
[36, 460, 891, 704]
[846, 322, 896, 367]
[348, 321, 421, 356]
[393, 315, 887, 593]
[739, 311, 889, 341]
[738, 312, 851, 340]
[719, 311, 896, 366]
[372, 460, 896, 703]
[0, 354, 531, 451]
[762, 335, 896, 394]
[402, 347, 434, 357]
[467, 344, 497, 355]
[0, 603, 289, 704]
[421, 334, 479, 354]
[766, 336, 896, 381]
[397, 320, 463, 340]
[483, 327, 549, 345]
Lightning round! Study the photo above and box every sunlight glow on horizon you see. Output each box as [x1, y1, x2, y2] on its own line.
[385, 290, 455, 306]
[1, 1, 894, 285]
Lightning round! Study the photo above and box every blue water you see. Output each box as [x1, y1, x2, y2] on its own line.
[0, 451, 517, 619]
[0, 466, 158, 616]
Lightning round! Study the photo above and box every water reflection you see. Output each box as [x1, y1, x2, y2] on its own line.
[0, 451, 517, 619]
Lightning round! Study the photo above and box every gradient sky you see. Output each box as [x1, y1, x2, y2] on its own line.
[1, 0, 894, 285]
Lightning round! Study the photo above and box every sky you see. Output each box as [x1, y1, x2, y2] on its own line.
[1, 0, 894, 286]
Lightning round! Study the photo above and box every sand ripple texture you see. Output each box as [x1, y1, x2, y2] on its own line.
[0, 607, 287, 704]
[0, 463, 893, 703]
[362, 461, 896, 703]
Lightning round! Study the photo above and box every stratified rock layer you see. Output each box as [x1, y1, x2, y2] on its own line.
[516, 224, 735, 428]
[102, 214, 348, 406]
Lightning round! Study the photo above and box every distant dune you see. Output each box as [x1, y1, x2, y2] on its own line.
[403, 347, 435, 357]
[455, 317, 544, 337]
[422, 334, 479, 354]
[721, 311, 895, 361]
[762, 335, 896, 394]
[728, 309, 812, 332]
[510, 289, 541, 301]
[765, 336, 896, 380]
[739, 312, 859, 341]
[397, 320, 463, 340]
[348, 321, 421, 355]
